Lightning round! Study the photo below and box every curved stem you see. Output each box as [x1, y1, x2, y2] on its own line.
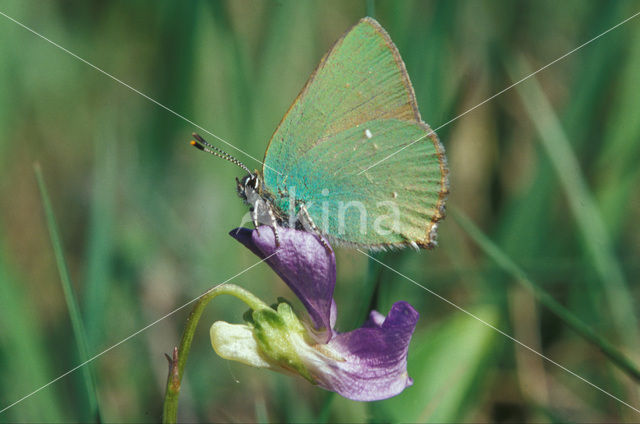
[162, 284, 269, 423]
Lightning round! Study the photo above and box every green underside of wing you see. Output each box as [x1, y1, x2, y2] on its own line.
[262, 18, 447, 248]
[264, 119, 444, 247]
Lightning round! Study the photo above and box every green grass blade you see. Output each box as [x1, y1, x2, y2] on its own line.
[34, 164, 100, 421]
[366, 0, 375, 18]
[0, 250, 64, 421]
[83, 133, 116, 349]
[508, 56, 640, 355]
[452, 208, 640, 382]
[595, 22, 640, 237]
[254, 397, 269, 424]
[371, 306, 498, 422]
[316, 392, 335, 424]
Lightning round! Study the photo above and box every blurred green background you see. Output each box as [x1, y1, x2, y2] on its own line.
[1, 0, 640, 422]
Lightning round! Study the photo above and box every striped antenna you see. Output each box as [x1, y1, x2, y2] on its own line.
[190, 133, 253, 176]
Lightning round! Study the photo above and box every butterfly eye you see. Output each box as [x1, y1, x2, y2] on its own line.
[243, 175, 256, 190]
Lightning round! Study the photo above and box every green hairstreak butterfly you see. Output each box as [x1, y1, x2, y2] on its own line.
[192, 17, 448, 250]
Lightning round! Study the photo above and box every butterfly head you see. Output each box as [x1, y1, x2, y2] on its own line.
[236, 172, 262, 202]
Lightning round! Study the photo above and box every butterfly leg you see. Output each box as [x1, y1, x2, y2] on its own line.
[251, 199, 281, 246]
[251, 204, 260, 234]
[266, 203, 281, 246]
[298, 203, 331, 251]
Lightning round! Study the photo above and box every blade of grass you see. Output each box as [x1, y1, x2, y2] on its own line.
[366, 0, 375, 18]
[561, 2, 629, 147]
[372, 305, 498, 422]
[83, 131, 116, 349]
[507, 56, 640, 357]
[254, 397, 269, 424]
[34, 164, 100, 421]
[317, 392, 335, 424]
[350, 253, 386, 329]
[253, 0, 316, 152]
[494, 3, 628, 337]
[595, 21, 640, 237]
[452, 207, 640, 382]
[0, 251, 63, 421]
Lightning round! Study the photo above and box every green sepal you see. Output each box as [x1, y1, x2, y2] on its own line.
[251, 302, 315, 383]
[242, 308, 255, 324]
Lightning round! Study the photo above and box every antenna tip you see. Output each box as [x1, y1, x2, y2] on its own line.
[192, 132, 205, 143]
[190, 140, 204, 151]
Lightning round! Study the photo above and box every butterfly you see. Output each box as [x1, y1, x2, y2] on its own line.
[191, 17, 449, 251]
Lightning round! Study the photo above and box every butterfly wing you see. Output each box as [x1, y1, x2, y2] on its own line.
[262, 17, 448, 249]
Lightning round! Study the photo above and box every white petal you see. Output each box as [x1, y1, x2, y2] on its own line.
[210, 322, 274, 369]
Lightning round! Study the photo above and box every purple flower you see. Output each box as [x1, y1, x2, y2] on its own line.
[209, 226, 419, 401]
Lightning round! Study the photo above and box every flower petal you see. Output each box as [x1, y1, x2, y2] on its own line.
[312, 301, 419, 401]
[210, 321, 275, 370]
[230, 227, 335, 340]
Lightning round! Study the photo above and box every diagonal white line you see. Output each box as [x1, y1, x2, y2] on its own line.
[358, 10, 640, 175]
[357, 249, 640, 415]
[4, 3, 638, 416]
[0, 10, 281, 176]
[0, 251, 278, 415]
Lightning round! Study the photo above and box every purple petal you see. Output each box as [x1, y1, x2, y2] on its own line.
[230, 227, 335, 340]
[316, 301, 419, 401]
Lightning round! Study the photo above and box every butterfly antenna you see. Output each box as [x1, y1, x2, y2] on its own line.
[190, 133, 253, 176]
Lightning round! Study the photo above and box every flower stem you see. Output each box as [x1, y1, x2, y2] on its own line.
[162, 283, 269, 423]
